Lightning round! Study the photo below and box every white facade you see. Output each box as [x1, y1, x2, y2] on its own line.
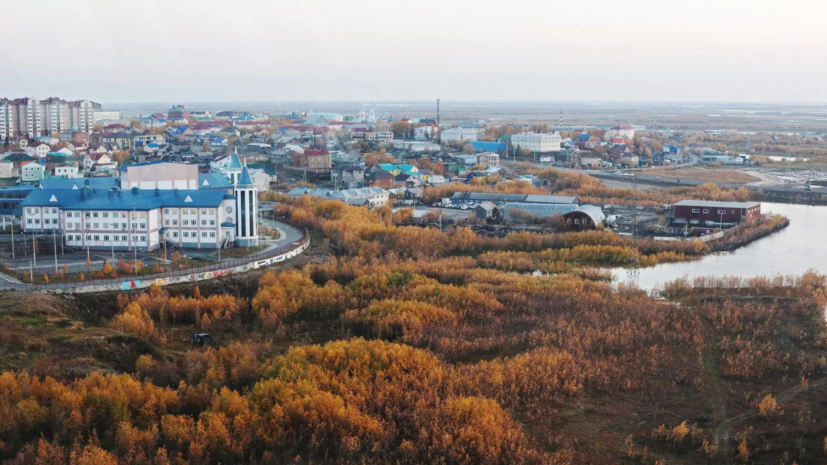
[414, 126, 436, 140]
[24, 202, 236, 251]
[440, 127, 478, 143]
[69, 100, 94, 133]
[606, 125, 635, 140]
[27, 144, 50, 158]
[93, 111, 120, 122]
[0, 161, 16, 178]
[54, 164, 80, 178]
[0, 99, 14, 140]
[511, 132, 562, 153]
[22, 163, 45, 182]
[478, 152, 500, 167]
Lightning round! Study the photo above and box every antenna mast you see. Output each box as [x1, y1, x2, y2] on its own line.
[436, 98, 441, 144]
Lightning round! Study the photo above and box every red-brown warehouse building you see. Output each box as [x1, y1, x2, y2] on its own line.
[672, 200, 761, 226]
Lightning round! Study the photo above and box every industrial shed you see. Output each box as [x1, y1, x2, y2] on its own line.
[502, 203, 605, 229]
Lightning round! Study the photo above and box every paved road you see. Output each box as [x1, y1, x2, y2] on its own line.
[0, 220, 305, 286]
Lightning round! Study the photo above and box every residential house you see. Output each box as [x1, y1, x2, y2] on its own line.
[331, 164, 366, 187]
[167, 126, 193, 137]
[54, 162, 79, 178]
[302, 149, 332, 171]
[576, 133, 599, 149]
[351, 128, 393, 142]
[21, 162, 45, 182]
[0, 161, 17, 179]
[555, 148, 581, 166]
[475, 201, 501, 220]
[27, 143, 50, 158]
[367, 170, 394, 188]
[103, 131, 133, 149]
[84, 153, 112, 171]
[414, 126, 437, 140]
[5, 152, 35, 170]
[606, 124, 635, 140]
[477, 153, 500, 168]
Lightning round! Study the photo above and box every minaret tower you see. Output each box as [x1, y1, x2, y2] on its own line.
[233, 159, 259, 247]
[226, 147, 243, 184]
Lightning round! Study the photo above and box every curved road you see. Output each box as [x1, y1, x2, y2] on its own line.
[0, 220, 307, 292]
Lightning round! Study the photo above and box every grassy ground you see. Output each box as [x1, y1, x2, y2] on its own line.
[642, 167, 761, 184]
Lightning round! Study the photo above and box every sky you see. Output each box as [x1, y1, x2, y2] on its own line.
[2, 0, 827, 104]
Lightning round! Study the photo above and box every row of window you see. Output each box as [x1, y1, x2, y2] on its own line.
[163, 208, 215, 215]
[165, 231, 216, 239]
[66, 234, 147, 242]
[165, 219, 216, 226]
[690, 209, 733, 214]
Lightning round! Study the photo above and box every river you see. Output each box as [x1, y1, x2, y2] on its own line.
[611, 202, 827, 291]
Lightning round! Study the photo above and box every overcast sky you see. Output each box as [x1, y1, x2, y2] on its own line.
[2, 0, 826, 103]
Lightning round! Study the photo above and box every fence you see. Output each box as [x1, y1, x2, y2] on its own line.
[0, 221, 310, 294]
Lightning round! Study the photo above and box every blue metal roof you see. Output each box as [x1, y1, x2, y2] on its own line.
[22, 188, 228, 211]
[228, 151, 242, 169]
[39, 178, 120, 190]
[237, 166, 254, 186]
[198, 173, 233, 189]
[469, 141, 507, 153]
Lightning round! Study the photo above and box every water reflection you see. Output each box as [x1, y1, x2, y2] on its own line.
[611, 202, 825, 291]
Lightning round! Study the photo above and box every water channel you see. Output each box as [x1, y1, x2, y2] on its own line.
[611, 202, 827, 291]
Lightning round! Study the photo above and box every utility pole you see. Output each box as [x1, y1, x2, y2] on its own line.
[53, 228, 57, 274]
[10, 220, 14, 259]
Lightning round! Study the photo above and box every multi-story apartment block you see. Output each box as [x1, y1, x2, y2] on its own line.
[0, 99, 13, 141]
[70, 100, 95, 132]
[511, 132, 562, 153]
[42, 97, 70, 135]
[0, 97, 110, 137]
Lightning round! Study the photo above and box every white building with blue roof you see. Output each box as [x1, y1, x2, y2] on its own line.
[21, 151, 258, 250]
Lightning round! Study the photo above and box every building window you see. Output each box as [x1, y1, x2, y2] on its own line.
[209, 220, 215, 226]
[173, 232, 178, 238]
[164, 209, 169, 214]
[140, 235, 146, 242]
[103, 235, 109, 241]
[103, 212, 109, 218]
[717, 210, 726, 214]
[140, 223, 145, 229]
[691, 209, 700, 213]
[172, 220, 178, 225]
[93, 212, 99, 218]
[86, 235, 91, 241]
[201, 220, 207, 226]
[94, 235, 99, 241]
[27, 219, 32, 224]
[702, 209, 709, 214]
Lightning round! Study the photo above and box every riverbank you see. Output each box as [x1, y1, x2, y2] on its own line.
[708, 215, 790, 252]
